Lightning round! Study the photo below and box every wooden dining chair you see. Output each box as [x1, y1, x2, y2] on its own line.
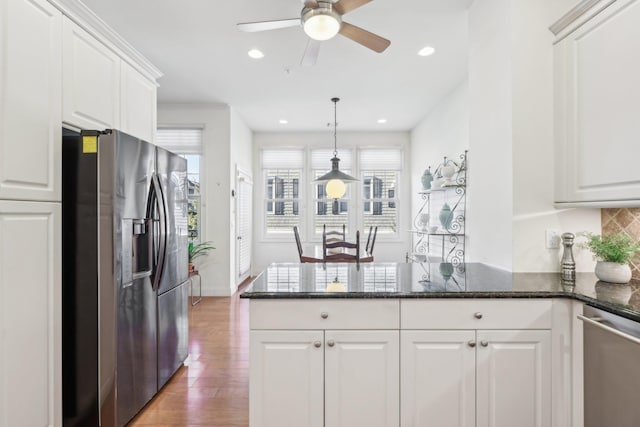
[323, 229, 360, 263]
[323, 224, 346, 243]
[361, 226, 378, 263]
[293, 226, 323, 263]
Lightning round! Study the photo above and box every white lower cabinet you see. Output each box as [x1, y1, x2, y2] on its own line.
[476, 330, 551, 427]
[250, 329, 399, 427]
[250, 331, 324, 427]
[401, 300, 552, 427]
[401, 330, 476, 427]
[401, 330, 551, 427]
[0, 200, 61, 427]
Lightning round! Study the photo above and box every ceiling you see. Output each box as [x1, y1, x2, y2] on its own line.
[80, 0, 472, 132]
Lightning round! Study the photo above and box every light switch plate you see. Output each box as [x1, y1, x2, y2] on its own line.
[546, 229, 560, 249]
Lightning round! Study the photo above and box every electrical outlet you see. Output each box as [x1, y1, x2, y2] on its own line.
[546, 229, 560, 249]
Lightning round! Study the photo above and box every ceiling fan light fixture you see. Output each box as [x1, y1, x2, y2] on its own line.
[303, 4, 342, 41]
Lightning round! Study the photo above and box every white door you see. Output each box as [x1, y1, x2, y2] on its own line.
[249, 330, 324, 427]
[401, 330, 476, 427]
[476, 330, 551, 427]
[325, 330, 399, 427]
[236, 170, 252, 284]
[0, 0, 61, 202]
[0, 201, 61, 427]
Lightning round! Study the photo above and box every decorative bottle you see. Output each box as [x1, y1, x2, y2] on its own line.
[421, 167, 433, 190]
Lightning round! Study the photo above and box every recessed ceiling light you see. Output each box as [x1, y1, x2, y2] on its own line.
[377, 118, 387, 124]
[248, 49, 264, 59]
[279, 119, 288, 124]
[418, 46, 436, 57]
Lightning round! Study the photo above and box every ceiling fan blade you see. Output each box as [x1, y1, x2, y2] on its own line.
[303, 0, 319, 8]
[333, 0, 373, 15]
[301, 39, 321, 66]
[339, 21, 390, 53]
[237, 18, 301, 32]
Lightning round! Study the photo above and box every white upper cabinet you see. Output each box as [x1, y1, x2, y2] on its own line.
[62, 16, 120, 131]
[0, 0, 61, 202]
[553, 0, 640, 206]
[120, 61, 157, 143]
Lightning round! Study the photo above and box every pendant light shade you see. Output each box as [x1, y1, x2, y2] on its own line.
[314, 97, 358, 199]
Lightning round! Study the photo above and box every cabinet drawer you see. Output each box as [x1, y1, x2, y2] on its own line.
[250, 299, 400, 330]
[401, 299, 552, 330]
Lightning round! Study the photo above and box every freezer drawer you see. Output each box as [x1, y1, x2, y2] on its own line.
[158, 280, 190, 388]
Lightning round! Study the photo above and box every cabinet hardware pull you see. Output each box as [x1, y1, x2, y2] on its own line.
[480, 340, 488, 347]
[327, 340, 335, 347]
[468, 340, 476, 348]
[321, 312, 329, 319]
[314, 341, 321, 348]
[474, 312, 483, 319]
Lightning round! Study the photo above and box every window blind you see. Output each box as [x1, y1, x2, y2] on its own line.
[311, 149, 352, 169]
[359, 148, 402, 170]
[155, 128, 203, 154]
[262, 149, 304, 169]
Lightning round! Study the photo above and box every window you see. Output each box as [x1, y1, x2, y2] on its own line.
[311, 149, 351, 235]
[262, 149, 304, 234]
[360, 148, 402, 234]
[156, 128, 203, 244]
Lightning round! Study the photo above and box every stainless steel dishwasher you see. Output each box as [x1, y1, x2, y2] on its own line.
[579, 305, 640, 427]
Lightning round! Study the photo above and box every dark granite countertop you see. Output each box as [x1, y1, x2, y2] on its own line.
[240, 262, 640, 322]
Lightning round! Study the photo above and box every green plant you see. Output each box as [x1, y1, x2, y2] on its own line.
[579, 232, 640, 264]
[189, 241, 215, 263]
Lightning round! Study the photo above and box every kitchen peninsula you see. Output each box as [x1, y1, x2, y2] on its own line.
[241, 262, 640, 427]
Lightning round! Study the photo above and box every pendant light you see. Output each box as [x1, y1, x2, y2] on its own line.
[314, 97, 358, 200]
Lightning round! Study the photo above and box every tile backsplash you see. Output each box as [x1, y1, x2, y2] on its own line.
[602, 208, 640, 279]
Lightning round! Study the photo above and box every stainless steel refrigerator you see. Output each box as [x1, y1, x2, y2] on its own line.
[62, 129, 189, 427]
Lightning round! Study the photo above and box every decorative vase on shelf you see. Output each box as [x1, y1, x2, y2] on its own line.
[441, 164, 456, 186]
[594, 261, 632, 284]
[419, 213, 430, 230]
[439, 203, 453, 231]
[421, 167, 433, 190]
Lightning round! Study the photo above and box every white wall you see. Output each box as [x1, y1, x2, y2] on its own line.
[252, 131, 411, 273]
[511, 0, 600, 272]
[466, 0, 600, 272]
[467, 0, 514, 270]
[410, 80, 469, 232]
[229, 108, 253, 287]
[158, 103, 237, 296]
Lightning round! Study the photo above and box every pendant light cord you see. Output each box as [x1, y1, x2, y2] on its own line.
[332, 97, 339, 157]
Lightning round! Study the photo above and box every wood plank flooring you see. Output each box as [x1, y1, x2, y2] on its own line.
[129, 290, 250, 427]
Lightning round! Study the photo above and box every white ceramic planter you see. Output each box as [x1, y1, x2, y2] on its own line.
[594, 261, 632, 284]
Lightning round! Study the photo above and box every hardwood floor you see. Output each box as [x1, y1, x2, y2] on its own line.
[129, 290, 250, 426]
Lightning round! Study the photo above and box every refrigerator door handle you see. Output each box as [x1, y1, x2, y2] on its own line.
[149, 173, 167, 291]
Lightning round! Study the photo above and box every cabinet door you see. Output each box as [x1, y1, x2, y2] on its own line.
[120, 62, 157, 143]
[555, 0, 640, 204]
[476, 330, 551, 427]
[62, 16, 120, 131]
[325, 330, 399, 427]
[401, 330, 476, 427]
[0, 201, 61, 427]
[0, 0, 61, 202]
[250, 330, 324, 427]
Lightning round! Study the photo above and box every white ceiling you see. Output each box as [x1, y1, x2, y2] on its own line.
[80, 0, 472, 132]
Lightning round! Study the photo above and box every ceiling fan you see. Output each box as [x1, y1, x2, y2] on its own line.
[237, 0, 390, 66]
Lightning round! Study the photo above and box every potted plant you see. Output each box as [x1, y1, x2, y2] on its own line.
[188, 241, 215, 273]
[579, 232, 640, 283]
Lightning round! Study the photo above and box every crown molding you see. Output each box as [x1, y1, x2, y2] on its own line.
[48, 0, 163, 81]
[549, 0, 617, 41]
